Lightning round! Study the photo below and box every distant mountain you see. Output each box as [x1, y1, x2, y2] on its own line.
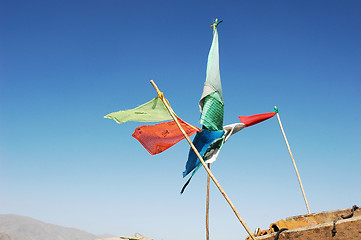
[0, 232, 22, 240]
[0, 214, 100, 240]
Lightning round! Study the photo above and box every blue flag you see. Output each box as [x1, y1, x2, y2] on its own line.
[181, 130, 224, 193]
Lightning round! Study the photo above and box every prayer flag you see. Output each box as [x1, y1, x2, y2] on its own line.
[199, 26, 224, 131]
[239, 111, 277, 127]
[200, 93, 224, 131]
[132, 119, 200, 155]
[181, 110, 276, 193]
[181, 123, 245, 193]
[181, 129, 224, 194]
[205, 123, 246, 164]
[183, 130, 225, 178]
[104, 97, 172, 124]
[182, 22, 226, 193]
[183, 122, 246, 178]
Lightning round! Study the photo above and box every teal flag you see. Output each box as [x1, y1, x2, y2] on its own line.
[182, 22, 226, 193]
[199, 26, 224, 131]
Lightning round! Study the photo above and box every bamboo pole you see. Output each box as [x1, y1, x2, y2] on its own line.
[275, 106, 311, 214]
[150, 80, 256, 240]
[206, 163, 210, 240]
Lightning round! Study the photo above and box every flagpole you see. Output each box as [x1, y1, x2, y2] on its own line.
[206, 163, 210, 240]
[150, 80, 256, 240]
[275, 106, 311, 214]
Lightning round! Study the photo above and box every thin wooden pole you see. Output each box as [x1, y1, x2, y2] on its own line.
[206, 163, 210, 240]
[275, 107, 311, 214]
[150, 80, 256, 240]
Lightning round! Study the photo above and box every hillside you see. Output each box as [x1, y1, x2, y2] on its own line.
[0, 232, 22, 240]
[0, 214, 100, 240]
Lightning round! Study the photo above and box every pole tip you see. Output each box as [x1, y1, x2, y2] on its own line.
[211, 19, 223, 28]
[274, 106, 279, 113]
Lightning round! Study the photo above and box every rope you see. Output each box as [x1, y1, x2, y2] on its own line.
[332, 219, 338, 237]
[332, 204, 359, 237]
[341, 205, 359, 219]
[274, 228, 288, 240]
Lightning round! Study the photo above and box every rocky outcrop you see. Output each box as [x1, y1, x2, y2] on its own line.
[97, 233, 152, 240]
[250, 207, 361, 240]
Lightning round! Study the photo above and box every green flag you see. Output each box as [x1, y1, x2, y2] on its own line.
[200, 92, 224, 131]
[105, 97, 172, 124]
[199, 25, 224, 131]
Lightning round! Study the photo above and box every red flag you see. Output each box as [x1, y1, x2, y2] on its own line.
[238, 112, 276, 127]
[132, 119, 201, 155]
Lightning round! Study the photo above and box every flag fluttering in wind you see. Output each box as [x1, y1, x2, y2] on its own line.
[239, 111, 277, 127]
[105, 97, 199, 154]
[104, 19, 277, 195]
[183, 130, 225, 178]
[132, 119, 200, 155]
[182, 20, 226, 193]
[183, 110, 277, 179]
[105, 97, 172, 124]
[181, 110, 277, 193]
[181, 20, 277, 193]
[104, 20, 278, 240]
[199, 21, 224, 131]
[181, 123, 244, 193]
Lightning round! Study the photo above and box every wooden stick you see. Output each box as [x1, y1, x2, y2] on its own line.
[275, 107, 311, 214]
[150, 80, 256, 240]
[206, 163, 210, 240]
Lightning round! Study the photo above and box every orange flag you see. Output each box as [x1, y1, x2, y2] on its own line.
[132, 119, 201, 155]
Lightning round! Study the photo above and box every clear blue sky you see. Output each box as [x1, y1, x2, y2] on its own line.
[1, 0, 360, 239]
